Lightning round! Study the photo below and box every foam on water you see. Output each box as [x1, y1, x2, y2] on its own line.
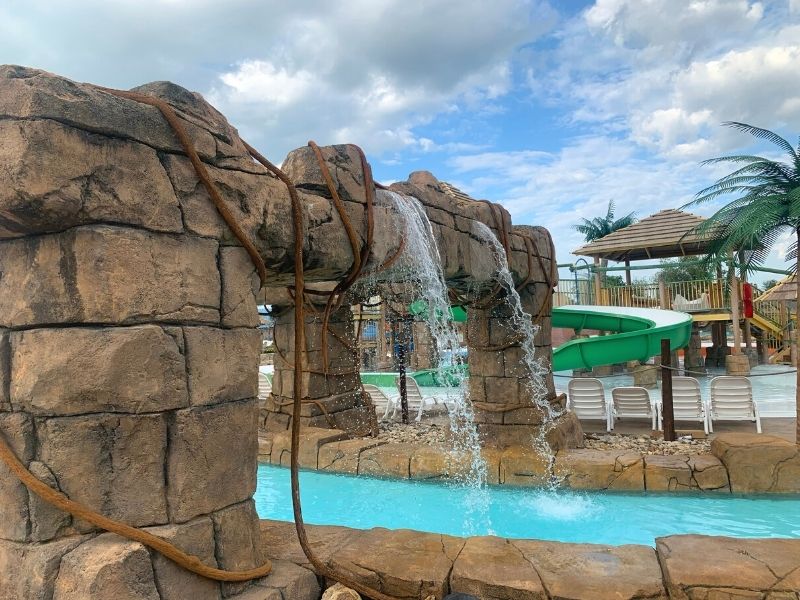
[377, 190, 491, 533]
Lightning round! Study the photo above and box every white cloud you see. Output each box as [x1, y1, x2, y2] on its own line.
[534, 0, 800, 161]
[0, 0, 556, 160]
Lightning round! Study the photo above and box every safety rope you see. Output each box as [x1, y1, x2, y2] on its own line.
[551, 364, 798, 378]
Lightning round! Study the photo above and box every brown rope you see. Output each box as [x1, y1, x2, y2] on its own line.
[0, 87, 398, 599]
[307, 141, 375, 376]
[0, 431, 272, 581]
[0, 88, 274, 583]
[251, 143, 395, 599]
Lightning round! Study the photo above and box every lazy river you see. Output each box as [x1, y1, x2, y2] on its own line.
[255, 465, 800, 546]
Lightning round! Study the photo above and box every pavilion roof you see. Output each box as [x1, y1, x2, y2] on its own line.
[438, 180, 474, 202]
[572, 209, 715, 262]
[755, 275, 796, 302]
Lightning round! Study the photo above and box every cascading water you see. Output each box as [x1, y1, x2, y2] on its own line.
[376, 189, 492, 533]
[472, 222, 565, 477]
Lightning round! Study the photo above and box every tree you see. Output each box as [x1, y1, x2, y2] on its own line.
[574, 200, 637, 242]
[658, 257, 721, 284]
[763, 279, 779, 291]
[685, 121, 800, 444]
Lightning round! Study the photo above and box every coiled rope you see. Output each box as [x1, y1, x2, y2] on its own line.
[0, 87, 400, 600]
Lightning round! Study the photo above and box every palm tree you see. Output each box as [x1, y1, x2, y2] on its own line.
[686, 121, 800, 443]
[574, 201, 637, 288]
[574, 200, 637, 242]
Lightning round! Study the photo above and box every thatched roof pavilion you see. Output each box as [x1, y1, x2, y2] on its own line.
[756, 275, 797, 303]
[572, 209, 713, 261]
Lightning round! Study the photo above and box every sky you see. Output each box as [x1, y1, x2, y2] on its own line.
[3, 0, 800, 285]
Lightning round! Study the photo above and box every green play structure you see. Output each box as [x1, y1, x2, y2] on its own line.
[364, 303, 692, 386]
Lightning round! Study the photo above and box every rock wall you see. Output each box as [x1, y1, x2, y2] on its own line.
[0, 65, 579, 598]
[0, 66, 276, 599]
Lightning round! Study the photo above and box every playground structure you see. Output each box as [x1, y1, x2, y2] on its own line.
[0, 66, 581, 599]
[564, 209, 794, 373]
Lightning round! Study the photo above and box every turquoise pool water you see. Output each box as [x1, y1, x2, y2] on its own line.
[255, 465, 800, 546]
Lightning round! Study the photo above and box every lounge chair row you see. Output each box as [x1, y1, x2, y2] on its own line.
[363, 379, 442, 422]
[566, 376, 762, 434]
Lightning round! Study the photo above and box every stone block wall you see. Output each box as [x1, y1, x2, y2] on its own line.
[262, 305, 377, 436]
[466, 226, 583, 449]
[0, 67, 272, 599]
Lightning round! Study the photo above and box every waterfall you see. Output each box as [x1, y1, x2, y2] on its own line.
[377, 190, 492, 530]
[472, 222, 564, 475]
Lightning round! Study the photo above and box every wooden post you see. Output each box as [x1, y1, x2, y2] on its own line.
[658, 274, 669, 309]
[661, 338, 676, 441]
[740, 253, 752, 355]
[624, 259, 632, 286]
[593, 256, 603, 306]
[730, 261, 742, 355]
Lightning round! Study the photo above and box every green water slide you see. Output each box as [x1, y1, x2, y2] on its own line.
[551, 305, 692, 371]
[369, 303, 691, 386]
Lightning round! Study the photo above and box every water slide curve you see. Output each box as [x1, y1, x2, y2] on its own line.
[551, 305, 692, 371]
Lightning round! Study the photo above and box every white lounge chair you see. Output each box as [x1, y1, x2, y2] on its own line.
[709, 376, 762, 433]
[362, 384, 398, 421]
[567, 378, 611, 431]
[672, 292, 711, 312]
[257, 372, 272, 400]
[393, 377, 439, 422]
[611, 386, 657, 431]
[666, 376, 709, 434]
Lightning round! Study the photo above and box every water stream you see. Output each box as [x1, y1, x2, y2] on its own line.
[379, 189, 492, 532]
[472, 222, 564, 477]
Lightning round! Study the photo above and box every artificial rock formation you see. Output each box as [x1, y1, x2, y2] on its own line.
[0, 65, 579, 598]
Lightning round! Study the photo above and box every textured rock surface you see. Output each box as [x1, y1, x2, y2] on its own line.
[144, 517, 221, 600]
[269, 427, 350, 469]
[0, 412, 34, 541]
[555, 449, 645, 490]
[326, 528, 465, 599]
[53, 534, 160, 600]
[0, 226, 221, 328]
[37, 413, 169, 532]
[645, 454, 731, 492]
[0, 535, 89, 600]
[11, 326, 188, 415]
[167, 399, 259, 522]
[449, 536, 546, 600]
[322, 583, 362, 599]
[358, 443, 417, 478]
[514, 540, 666, 600]
[657, 535, 800, 598]
[260, 520, 359, 570]
[711, 433, 800, 493]
[183, 327, 261, 407]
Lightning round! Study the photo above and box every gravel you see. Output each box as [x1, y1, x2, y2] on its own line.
[584, 433, 712, 455]
[375, 421, 448, 446]
[369, 422, 713, 456]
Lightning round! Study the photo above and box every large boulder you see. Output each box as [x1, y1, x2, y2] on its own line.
[711, 433, 800, 493]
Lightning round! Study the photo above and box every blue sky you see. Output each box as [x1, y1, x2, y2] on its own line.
[3, 0, 800, 284]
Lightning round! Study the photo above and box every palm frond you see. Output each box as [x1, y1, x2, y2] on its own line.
[723, 121, 798, 160]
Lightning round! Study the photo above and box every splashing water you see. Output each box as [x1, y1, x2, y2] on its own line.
[472, 222, 564, 477]
[379, 190, 492, 533]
